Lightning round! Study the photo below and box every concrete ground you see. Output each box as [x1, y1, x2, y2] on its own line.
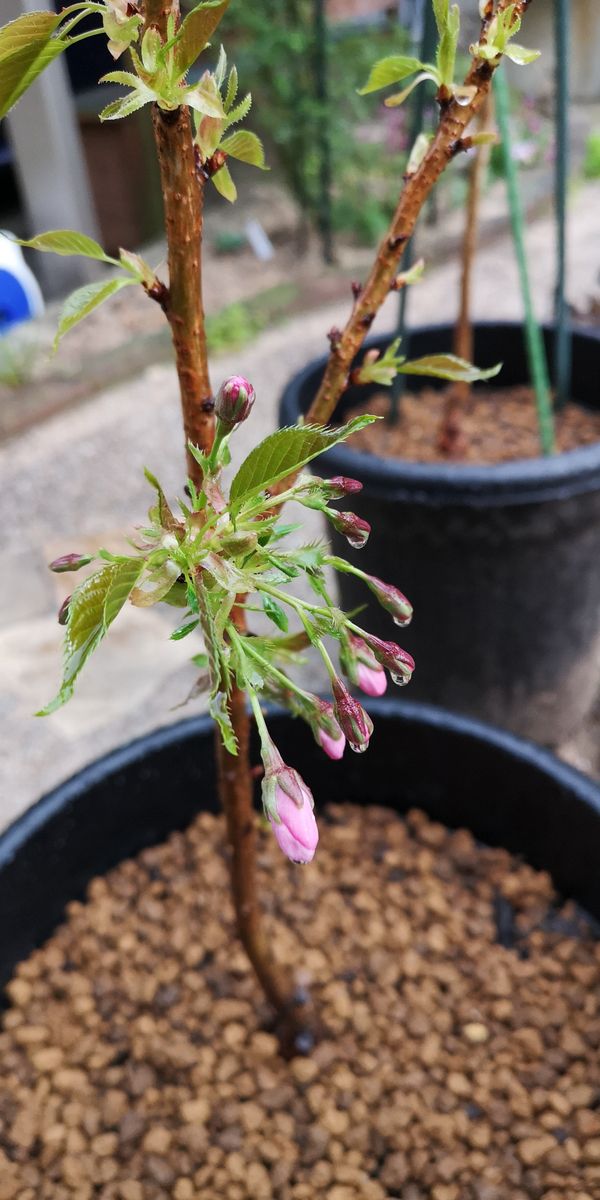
[1, 181, 600, 833]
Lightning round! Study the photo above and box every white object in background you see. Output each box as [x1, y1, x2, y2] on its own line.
[245, 219, 275, 262]
[0, 235, 44, 333]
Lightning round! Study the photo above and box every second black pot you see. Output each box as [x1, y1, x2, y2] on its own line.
[279, 322, 600, 745]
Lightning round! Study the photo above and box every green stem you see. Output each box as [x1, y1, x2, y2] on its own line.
[229, 625, 312, 706]
[493, 67, 555, 456]
[554, 0, 571, 408]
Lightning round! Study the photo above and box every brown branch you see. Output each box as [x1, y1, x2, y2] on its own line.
[144, 0, 213, 486]
[144, 0, 299, 1043]
[301, 0, 531, 434]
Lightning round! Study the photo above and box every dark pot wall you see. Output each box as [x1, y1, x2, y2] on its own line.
[1, 701, 600, 991]
[279, 323, 600, 744]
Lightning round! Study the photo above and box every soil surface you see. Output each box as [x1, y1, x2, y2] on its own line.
[1, 805, 599, 1200]
[347, 387, 600, 464]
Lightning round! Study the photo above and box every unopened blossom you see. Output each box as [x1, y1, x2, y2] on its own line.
[359, 631, 415, 686]
[215, 375, 256, 429]
[365, 574, 413, 627]
[261, 749, 318, 864]
[311, 699, 346, 760]
[341, 634, 387, 697]
[327, 509, 371, 549]
[49, 553, 92, 574]
[331, 677, 373, 753]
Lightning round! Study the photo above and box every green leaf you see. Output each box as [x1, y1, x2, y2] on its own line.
[385, 71, 439, 108]
[211, 162, 237, 202]
[358, 55, 425, 96]
[37, 562, 136, 715]
[99, 84, 155, 121]
[220, 129, 266, 168]
[161, 580, 188, 607]
[103, 558, 143, 630]
[504, 43, 540, 65]
[119, 248, 155, 284]
[399, 354, 502, 383]
[172, 0, 230, 78]
[191, 652, 209, 668]
[0, 11, 61, 62]
[170, 618, 200, 640]
[144, 468, 181, 535]
[131, 562, 181, 607]
[0, 24, 66, 119]
[184, 75, 225, 118]
[224, 64, 238, 111]
[54, 277, 136, 349]
[10, 229, 113, 263]
[225, 92, 251, 127]
[432, 0, 449, 37]
[209, 691, 237, 755]
[436, 3, 460, 87]
[230, 416, 378, 509]
[262, 594, 288, 632]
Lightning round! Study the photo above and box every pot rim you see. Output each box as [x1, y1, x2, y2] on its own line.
[279, 322, 600, 507]
[2, 698, 599, 870]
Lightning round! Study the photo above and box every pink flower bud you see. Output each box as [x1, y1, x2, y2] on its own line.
[366, 574, 413, 627]
[356, 661, 387, 697]
[328, 510, 371, 550]
[260, 740, 319, 863]
[49, 553, 93, 574]
[340, 634, 386, 696]
[325, 476, 363, 498]
[215, 375, 256, 429]
[331, 677, 373, 753]
[312, 699, 346, 760]
[359, 631, 415, 687]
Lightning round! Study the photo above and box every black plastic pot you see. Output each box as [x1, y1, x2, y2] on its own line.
[1, 700, 600, 993]
[279, 322, 600, 745]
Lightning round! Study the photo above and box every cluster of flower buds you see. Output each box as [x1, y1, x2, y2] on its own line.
[260, 737, 319, 864]
[214, 375, 256, 430]
[340, 634, 387, 697]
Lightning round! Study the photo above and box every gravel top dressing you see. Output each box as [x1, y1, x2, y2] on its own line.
[1, 803, 599, 1200]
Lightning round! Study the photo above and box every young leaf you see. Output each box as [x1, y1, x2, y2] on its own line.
[99, 83, 155, 121]
[229, 416, 378, 509]
[37, 562, 136, 715]
[436, 3, 460, 88]
[185, 76, 225, 118]
[220, 130, 267, 168]
[103, 558, 143, 630]
[209, 691, 237, 755]
[224, 64, 238, 111]
[54, 277, 136, 349]
[224, 93, 252, 127]
[504, 44, 540, 65]
[432, 0, 449, 37]
[0, 11, 61, 61]
[10, 230, 113, 263]
[385, 71, 439, 108]
[399, 354, 502, 383]
[191, 652, 209, 668]
[161, 580, 188, 607]
[119, 248, 156, 285]
[211, 163, 237, 202]
[358, 55, 425, 96]
[130, 562, 181, 607]
[0, 32, 66, 119]
[170, 618, 200, 640]
[144, 468, 181, 535]
[172, 0, 231, 78]
[262, 594, 289, 633]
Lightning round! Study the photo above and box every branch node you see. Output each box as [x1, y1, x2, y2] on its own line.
[351, 280, 363, 300]
[360, 312, 375, 330]
[327, 326, 343, 351]
[388, 235, 407, 252]
[144, 279, 170, 312]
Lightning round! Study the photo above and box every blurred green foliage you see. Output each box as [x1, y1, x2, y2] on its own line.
[220, 3, 409, 245]
[583, 131, 600, 180]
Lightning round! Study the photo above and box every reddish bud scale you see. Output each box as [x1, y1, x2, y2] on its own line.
[58, 595, 71, 626]
[327, 476, 363, 496]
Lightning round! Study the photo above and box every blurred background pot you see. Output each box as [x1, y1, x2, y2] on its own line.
[1, 700, 600, 990]
[279, 322, 600, 745]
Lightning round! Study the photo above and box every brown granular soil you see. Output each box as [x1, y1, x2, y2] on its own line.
[1, 805, 599, 1200]
[346, 387, 600, 464]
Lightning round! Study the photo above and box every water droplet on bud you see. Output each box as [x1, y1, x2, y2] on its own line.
[391, 671, 410, 686]
[392, 614, 412, 627]
[349, 740, 368, 753]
